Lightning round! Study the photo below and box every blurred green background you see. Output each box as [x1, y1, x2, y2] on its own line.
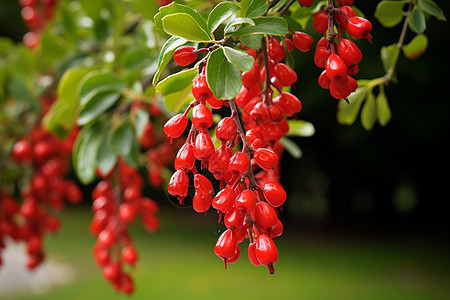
[1, 0, 449, 299]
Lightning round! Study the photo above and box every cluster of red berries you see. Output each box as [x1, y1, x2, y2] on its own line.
[303, 0, 372, 100]
[19, 0, 59, 49]
[90, 159, 160, 295]
[162, 29, 313, 273]
[1, 109, 81, 270]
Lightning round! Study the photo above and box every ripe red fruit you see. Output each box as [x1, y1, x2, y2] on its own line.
[313, 11, 328, 34]
[325, 54, 348, 83]
[318, 70, 331, 89]
[192, 73, 213, 101]
[193, 192, 212, 213]
[255, 234, 278, 274]
[168, 170, 189, 203]
[173, 46, 197, 66]
[242, 62, 260, 88]
[212, 187, 236, 213]
[193, 132, 215, 161]
[174, 143, 195, 171]
[224, 206, 244, 229]
[248, 242, 261, 266]
[254, 202, 278, 231]
[314, 47, 331, 68]
[329, 75, 357, 99]
[335, 5, 357, 30]
[118, 203, 137, 223]
[215, 117, 237, 142]
[267, 38, 285, 62]
[272, 92, 302, 116]
[214, 229, 237, 262]
[253, 148, 278, 170]
[228, 152, 250, 175]
[274, 63, 297, 87]
[337, 39, 362, 66]
[12, 139, 32, 162]
[263, 182, 287, 207]
[298, 0, 314, 7]
[103, 262, 122, 281]
[122, 246, 138, 265]
[292, 31, 314, 52]
[235, 189, 256, 215]
[163, 114, 188, 139]
[347, 16, 372, 42]
[192, 103, 213, 130]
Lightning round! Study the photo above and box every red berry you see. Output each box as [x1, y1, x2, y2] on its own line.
[273, 92, 302, 116]
[174, 143, 195, 171]
[253, 148, 278, 171]
[168, 170, 189, 203]
[337, 39, 362, 66]
[228, 152, 250, 175]
[242, 62, 260, 88]
[347, 16, 372, 42]
[12, 139, 32, 162]
[318, 70, 331, 89]
[193, 132, 215, 161]
[325, 54, 348, 83]
[212, 187, 236, 213]
[255, 234, 278, 273]
[192, 191, 212, 213]
[118, 203, 137, 223]
[335, 6, 357, 30]
[313, 11, 328, 34]
[235, 189, 256, 215]
[248, 242, 261, 266]
[192, 103, 213, 130]
[314, 47, 331, 68]
[274, 63, 297, 87]
[268, 38, 285, 62]
[163, 114, 188, 139]
[254, 202, 278, 230]
[215, 117, 237, 142]
[224, 206, 244, 229]
[214, 229, 237, 261]
[173, 46, 197, 66]
[292, 32, 314, 52]
[263, 182, 287, 207]
[192, 73, 213, 101]
[122, 246, 138, 265]
[298, 0, 314, 6]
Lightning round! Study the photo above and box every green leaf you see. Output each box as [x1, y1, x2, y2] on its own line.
[245, 0, 268, 18]
[133, 108, 150, 139]
[44, 67, 92, 134]
[376, 87, 391, 127]
[73, 120, 109, 184]
[224, 17, 256, 34]
[374, 0, 407, 28]
[417, 0, 446, 21]
[279, 137, 302, 159]
[409, 7, 426, 33]
[40, 33, 65, 60]
[226, 16, 288, 37]
[239, 34, 263, 50]
[96, 134, 118, 177]
[361, 91, 377, 131]
[402, 34, 428, 59]
[110, 121, 136, 157]
[79, 72, 126, 106]
[337, 86, 368, 125]
[125, 0, 160, 20]
[222, 46, 255, 72]
[164, 84, 193, 113]
[78, 91, 120, 126]
[286, 119, 315, 137]
[154, 2, 208, 31]
[152, 36, 187, 85]
[380, 44, 400, 74]
[156, 68, 198, 96]
[207, 2, 240, 33]
[206, 47, 242, 100]
[162, 13, 213, 42]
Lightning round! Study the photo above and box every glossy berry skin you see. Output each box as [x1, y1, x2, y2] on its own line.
[313, 11, 328, 34]
[318, 70, 331, 89]
[292, 32, 313, 52]
[274, 63, 297, 87]
[194, 132, 215, 161]
[255, 234, 278, 273]
[254, 202, 278, 230]
[215, 117, 237, 142]
[163, 114, 188, 139]
[325, 54, 348, 83]
[347, 17, 372, 42]
[335, 5, 357, 30]
[168, 170, 189, 202]
[235, 189, 256, 215]
[242, 62, 260, 88]
[314, 47, 331, 68]
[212, 187, 236, 213]
[298, 0, 314, 7]
[329, 75, 357, 99]
[248, 242, 261, 266]
[337, 39, 362, 66]
[224, 206, 244, 229]
[192, 103, 213, 131]
[173, 46, 197, 66]
[192, 73, 213, 101]
[228, 152, 250, 175]
[121, 246, 138, 265]
[253, 148, 278, 171]
[174, 143, 195, 171]
[263, 182, 287, 207]
[268, 38, 285, 62]
[214, 229, 237, 260]
[193, 192, 212, 213]
[273, 92, 302, 116]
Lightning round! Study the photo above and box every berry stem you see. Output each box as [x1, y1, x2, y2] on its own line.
[326, 0, 338, 53]
[261, 37, 274, 106]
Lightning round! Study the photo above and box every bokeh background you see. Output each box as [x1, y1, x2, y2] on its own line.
[1, 1, 449, 299]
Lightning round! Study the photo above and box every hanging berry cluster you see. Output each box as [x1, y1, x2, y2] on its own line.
[162, 26, 315, 273]
[19, 0, 59, 49]
[1, 95, 81, 270]
[307, 0, 372, 101]
[90, 159, 160, 295]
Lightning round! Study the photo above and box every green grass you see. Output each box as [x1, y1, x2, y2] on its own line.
[2, 207, 449, 300]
